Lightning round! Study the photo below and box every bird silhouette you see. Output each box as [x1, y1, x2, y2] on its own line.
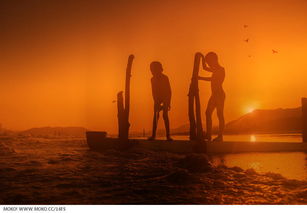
[272, 49, 278, 54]
[243, 25, 248, 28]
[244, 38, 249, 43]
[112, 100, 116, 103]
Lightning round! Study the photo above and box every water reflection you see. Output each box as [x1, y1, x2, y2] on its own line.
[211, 152, 307, 180]
[224, 133, 302, 143]
[135, 134, 306, 180]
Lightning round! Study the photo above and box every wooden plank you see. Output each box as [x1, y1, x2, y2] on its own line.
[136, 140, 307, 153]
[86, 135, 307, 153]
[137, 140, 206, 153]
[86, 131, 107, 145]
[302, 97, 307, 142]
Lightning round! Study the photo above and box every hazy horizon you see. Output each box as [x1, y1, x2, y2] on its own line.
[1, 0, 307, 134]
[0, 105, 302, 133]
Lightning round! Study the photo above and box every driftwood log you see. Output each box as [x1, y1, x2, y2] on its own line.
[188, 52, 204, 142]
[302, 97, 307, 142]
[117, 55, 134, 141]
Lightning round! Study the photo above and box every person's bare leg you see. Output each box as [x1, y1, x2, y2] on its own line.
[213, 97, 225, 142]
[163, 108, 172, 141]
[205, 97, 215, 141]
[148, 107, 159, 140]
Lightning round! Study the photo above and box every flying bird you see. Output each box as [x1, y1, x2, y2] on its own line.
[272, 49, 278, 54]
[244, 38, 249, 43]
[243, 25, 248, 28]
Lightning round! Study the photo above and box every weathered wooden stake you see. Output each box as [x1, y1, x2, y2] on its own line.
[188, 52, 204, 142]
[117, 91, 124, 139]
[302, 97, 307, 142]
[117, 55, 134, 141]
[188, 91, 196, 140]
[123, 54, 134, 140]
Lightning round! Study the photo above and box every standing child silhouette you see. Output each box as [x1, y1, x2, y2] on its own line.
[148, 61, 173, 141]
[198, 52, 225, 142]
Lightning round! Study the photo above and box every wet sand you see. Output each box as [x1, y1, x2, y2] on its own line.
[0, 138, 306, 204]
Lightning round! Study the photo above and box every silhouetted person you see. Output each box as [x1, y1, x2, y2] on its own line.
[198, 52, 225, 142]
[148, 61, 173, 141]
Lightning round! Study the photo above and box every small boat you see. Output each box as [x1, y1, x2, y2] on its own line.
[86, 131, 307, 153]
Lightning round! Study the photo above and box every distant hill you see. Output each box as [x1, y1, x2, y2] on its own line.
[173, 107, 302, 134]
[224, 107, 302, 134]
[21, 127, 87, 138]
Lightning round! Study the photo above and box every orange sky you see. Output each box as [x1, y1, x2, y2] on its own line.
[1, 0, 307, 133]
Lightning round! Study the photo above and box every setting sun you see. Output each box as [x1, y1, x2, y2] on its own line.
[246, 107, 255, 114]
[244, 106, 257, 114]
[250, 135, 257, 142]
[243, 101, 261, 114]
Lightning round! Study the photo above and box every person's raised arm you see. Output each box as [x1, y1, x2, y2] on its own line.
[198, 76, 211, 81]
[200, 54, 213, 72]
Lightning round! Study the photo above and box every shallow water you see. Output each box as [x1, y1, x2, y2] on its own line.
[224, 133, 302, 143]
[138, 134, 307, 180]
[210, 152, 307, 180]
[0, 137, 306, 204]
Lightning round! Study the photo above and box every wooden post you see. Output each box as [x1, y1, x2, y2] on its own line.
[117, 91, 124, 139]
[188, 52, 204, 142]
[188, 91, 196, 140]
[117, 55, 134, 141]
[123, 55, 134, 140]
[302, 98, 307, 142]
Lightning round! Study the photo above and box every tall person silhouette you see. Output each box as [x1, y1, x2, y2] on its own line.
[198, 52, 225, 142]
[148, 61, 173, 141]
